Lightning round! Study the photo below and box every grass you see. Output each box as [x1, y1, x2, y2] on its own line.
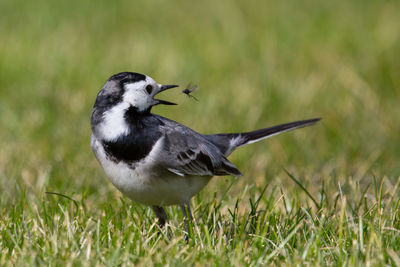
[1, 0, 400, 265]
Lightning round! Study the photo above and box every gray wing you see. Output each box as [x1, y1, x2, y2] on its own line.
[156, 116, 242, 177]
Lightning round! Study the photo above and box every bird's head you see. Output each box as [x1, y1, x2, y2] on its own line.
[94, 72, 178, 113]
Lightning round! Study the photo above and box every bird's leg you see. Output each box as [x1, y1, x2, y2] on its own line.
[152, 206, 168, 227]
[180, 201, 193, 242]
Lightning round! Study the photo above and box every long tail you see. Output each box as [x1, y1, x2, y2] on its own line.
[205, 118, 321, 156]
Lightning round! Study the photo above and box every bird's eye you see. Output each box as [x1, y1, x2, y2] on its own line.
[145, 85, 153, 94]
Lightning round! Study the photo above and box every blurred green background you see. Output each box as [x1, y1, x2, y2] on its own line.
[0, 0, 399, 208]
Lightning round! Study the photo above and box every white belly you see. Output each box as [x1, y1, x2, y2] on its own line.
[91, 134, 211, 206]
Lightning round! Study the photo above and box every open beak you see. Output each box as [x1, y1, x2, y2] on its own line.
[154, 84, 179, 106]
[159, 84, 179, 92]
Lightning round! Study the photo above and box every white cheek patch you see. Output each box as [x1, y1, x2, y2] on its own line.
[98, 80, 157, 141]
[124, 82, 153, 111]
[100, 102, 130, 140]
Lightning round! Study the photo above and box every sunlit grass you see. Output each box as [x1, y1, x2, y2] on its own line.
[0, 0, 399, 265]
[1, 176, 399, 265]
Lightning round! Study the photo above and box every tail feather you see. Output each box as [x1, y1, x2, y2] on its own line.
[205, 118, 321, 156]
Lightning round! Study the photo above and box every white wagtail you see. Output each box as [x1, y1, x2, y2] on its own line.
[90, 72, 320, 233]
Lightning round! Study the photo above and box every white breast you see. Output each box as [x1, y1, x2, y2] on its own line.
[90, 134, 211, 206]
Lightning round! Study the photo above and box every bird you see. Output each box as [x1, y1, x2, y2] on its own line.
[90, 71, 320, 236]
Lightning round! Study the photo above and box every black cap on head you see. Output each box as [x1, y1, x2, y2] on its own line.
[109, 72, 146, 85]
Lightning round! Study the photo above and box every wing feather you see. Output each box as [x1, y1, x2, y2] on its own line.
[157, 117, 242, 177]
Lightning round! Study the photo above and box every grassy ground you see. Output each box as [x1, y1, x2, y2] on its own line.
[1, 0, 400, 265]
